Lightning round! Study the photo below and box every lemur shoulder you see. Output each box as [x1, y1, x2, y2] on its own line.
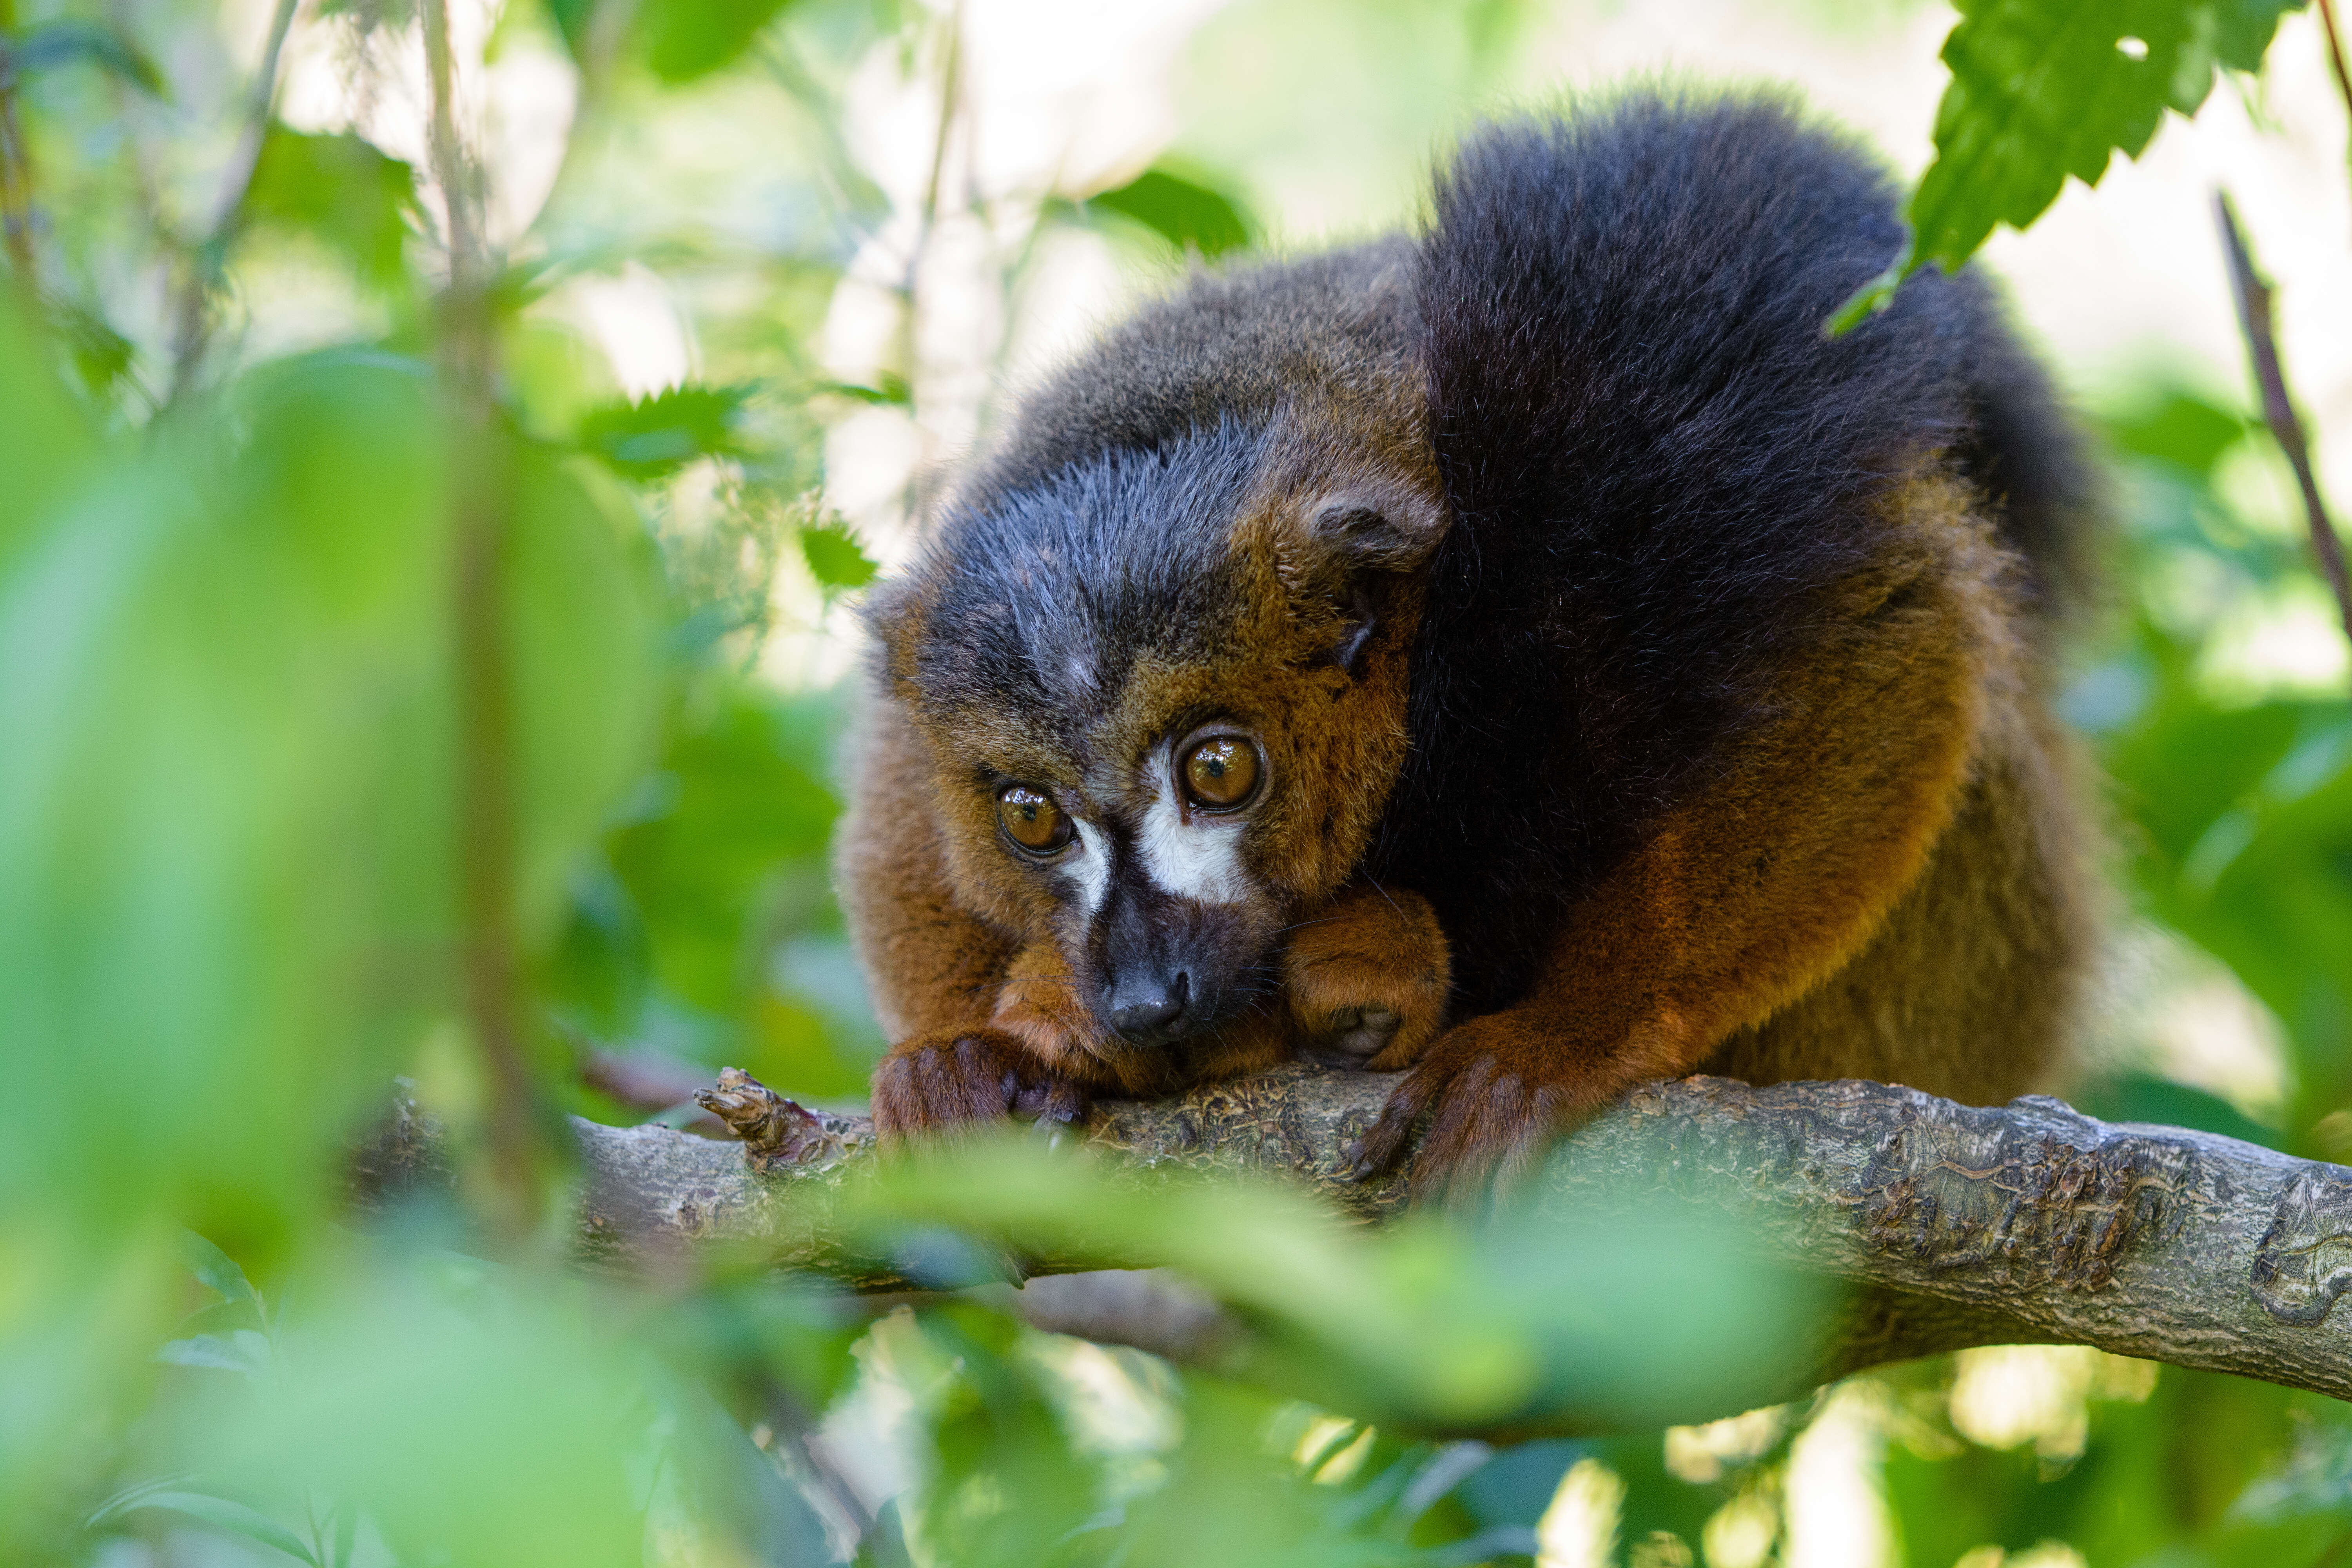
[839, 89, 2100, 1200]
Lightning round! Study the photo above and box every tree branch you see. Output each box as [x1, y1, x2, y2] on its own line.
[359, 1063, 2352, 1430]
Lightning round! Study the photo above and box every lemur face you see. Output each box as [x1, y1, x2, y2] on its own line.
[871, 414, 1445, 1067]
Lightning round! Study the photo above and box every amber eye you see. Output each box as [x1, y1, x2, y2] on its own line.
[1181, 736, 1261, 810]
[997, 784, 1075, 854]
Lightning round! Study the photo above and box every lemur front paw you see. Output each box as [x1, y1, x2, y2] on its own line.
[869, 1028, 1091, 1142]
[1285, 883, 1450, 1069]
[990, 940, 1114, 1069]
[1343, 1012, 1622, 1208]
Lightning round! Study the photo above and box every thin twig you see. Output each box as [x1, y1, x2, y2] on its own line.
[891, 1, 962, 526]
[2215, 192, 2352, 670]
[165, 0, 301, 399]
[421, 0, 539, 1235]
[2318, 0, 2352, 164]
[0, 0, 38, 290]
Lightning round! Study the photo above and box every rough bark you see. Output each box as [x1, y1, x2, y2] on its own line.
[357, 1063, 2352, 1425]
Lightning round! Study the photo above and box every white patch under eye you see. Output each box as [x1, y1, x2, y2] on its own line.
[1135, 748, 1253, 906]
[1060, 819, 1111, 916]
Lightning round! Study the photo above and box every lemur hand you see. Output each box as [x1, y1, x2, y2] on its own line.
[1283, 882, 1451, 1069]
[869, 1024, 1091, 1141]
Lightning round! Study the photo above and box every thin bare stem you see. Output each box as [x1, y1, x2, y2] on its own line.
[2215, 192, 2352, 673]
[0, 0, 38, 291]
[421, 0, 539, 1236]
[2318, 0, 2352, 180]
[165, 0, 301, 399]
[892, 2, 962, 525]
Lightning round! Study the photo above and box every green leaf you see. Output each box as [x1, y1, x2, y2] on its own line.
[1836, 0, 2299, 327]
[10, 19, 167, 96]
[2074, 1070, 2284, 1149]
[818, 373, 911, 406]
[1085, 164, 1256, 258]
[245, 128, 418, 289]
[798, 518, 876, 592]
[637, 0, 798, 83]
[183, 1231, 262, 1308]
[577, 383, 753, 481]
[157, 1329, 275, 1374]
[94, 1490, 320, 1564]
[0, 292, 101, 573]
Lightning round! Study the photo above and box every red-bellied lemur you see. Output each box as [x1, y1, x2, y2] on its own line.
[839, 87, 2099, 1201]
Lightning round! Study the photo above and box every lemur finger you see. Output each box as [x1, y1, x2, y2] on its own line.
[1407, 1058, 1515, 1205]
[1014, 1075, 1089, 1125]
[1485, 1084, 1568, 1198]
[1343, 1065, 1441, 1181]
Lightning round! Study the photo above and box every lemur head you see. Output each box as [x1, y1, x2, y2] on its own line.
[869, 404, 1445, 1070]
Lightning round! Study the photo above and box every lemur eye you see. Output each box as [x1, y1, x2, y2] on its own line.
[997, 784, 1075, 853]
[1181, 737, 1261, 810]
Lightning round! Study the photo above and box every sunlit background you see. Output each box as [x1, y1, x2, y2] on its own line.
[10, 0, 2352, 1563]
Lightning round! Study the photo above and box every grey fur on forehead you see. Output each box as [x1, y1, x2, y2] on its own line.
[953, 238, 1419, 517]
[900, 419, 1267, 728]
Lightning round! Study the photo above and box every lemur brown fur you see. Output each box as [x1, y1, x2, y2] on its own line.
[838, 89, 2099, 1199]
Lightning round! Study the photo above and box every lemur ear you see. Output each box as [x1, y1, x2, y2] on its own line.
[1303, 491, 1447, 672]
[1307, 492, 1448, 573]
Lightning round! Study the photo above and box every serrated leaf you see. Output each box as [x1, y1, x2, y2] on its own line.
[799, 518, 876, 592]
[1844, 0, 2298, 327]
[11, 19, 166, 96]
[246, 128, 417, 289]
[1085, 165, 1255, 258]
[93, 1490, 319, 1564]
[577, 383, 752, 481]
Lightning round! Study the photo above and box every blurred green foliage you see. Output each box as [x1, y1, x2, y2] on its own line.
[3, 0, 2351, 1564]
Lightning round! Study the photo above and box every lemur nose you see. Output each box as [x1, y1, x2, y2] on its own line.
[1108, 971, 1191, 1046]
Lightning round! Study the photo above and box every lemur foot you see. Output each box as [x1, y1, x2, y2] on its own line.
[1285, 883, 1450, 1070]
[1343, 1011, 1630, 1209]
[869, 1028, 1091, 1142]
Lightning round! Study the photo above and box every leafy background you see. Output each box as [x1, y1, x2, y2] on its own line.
[4, 0, 2352, 1564]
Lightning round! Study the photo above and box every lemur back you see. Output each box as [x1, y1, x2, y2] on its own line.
[842, 87, 2099, 1196]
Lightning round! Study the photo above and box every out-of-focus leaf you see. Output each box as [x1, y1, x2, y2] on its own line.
[819, 373, 911, 406]
[48, 299, 138, 403]
[555, 681, 853, 1084]
[0, 351, 456, 1247]
[93, 1489, 319, 1564]
[2074, 1070, 2283, 1149]
[799, 517, 876, 592]
[2106, 389, 2250, 480]
[9, 19, 167, 96]
[157, 1330, 274, 1374]
[246, 128, 417, 288]
[637, 0, 799, 83]
[843, 1133, 1824, 1434]
[577, 382, 752, 480]
[1085, 164, 1255, 257]
[0, 293, 101, 571]
[185, 1230, 262, 1309]
[176, 1263, 646, 1568]
[508, 452, 664, 942]
[1453, 1438, 1582, 1533]
[1832, 0, 2299, 330]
